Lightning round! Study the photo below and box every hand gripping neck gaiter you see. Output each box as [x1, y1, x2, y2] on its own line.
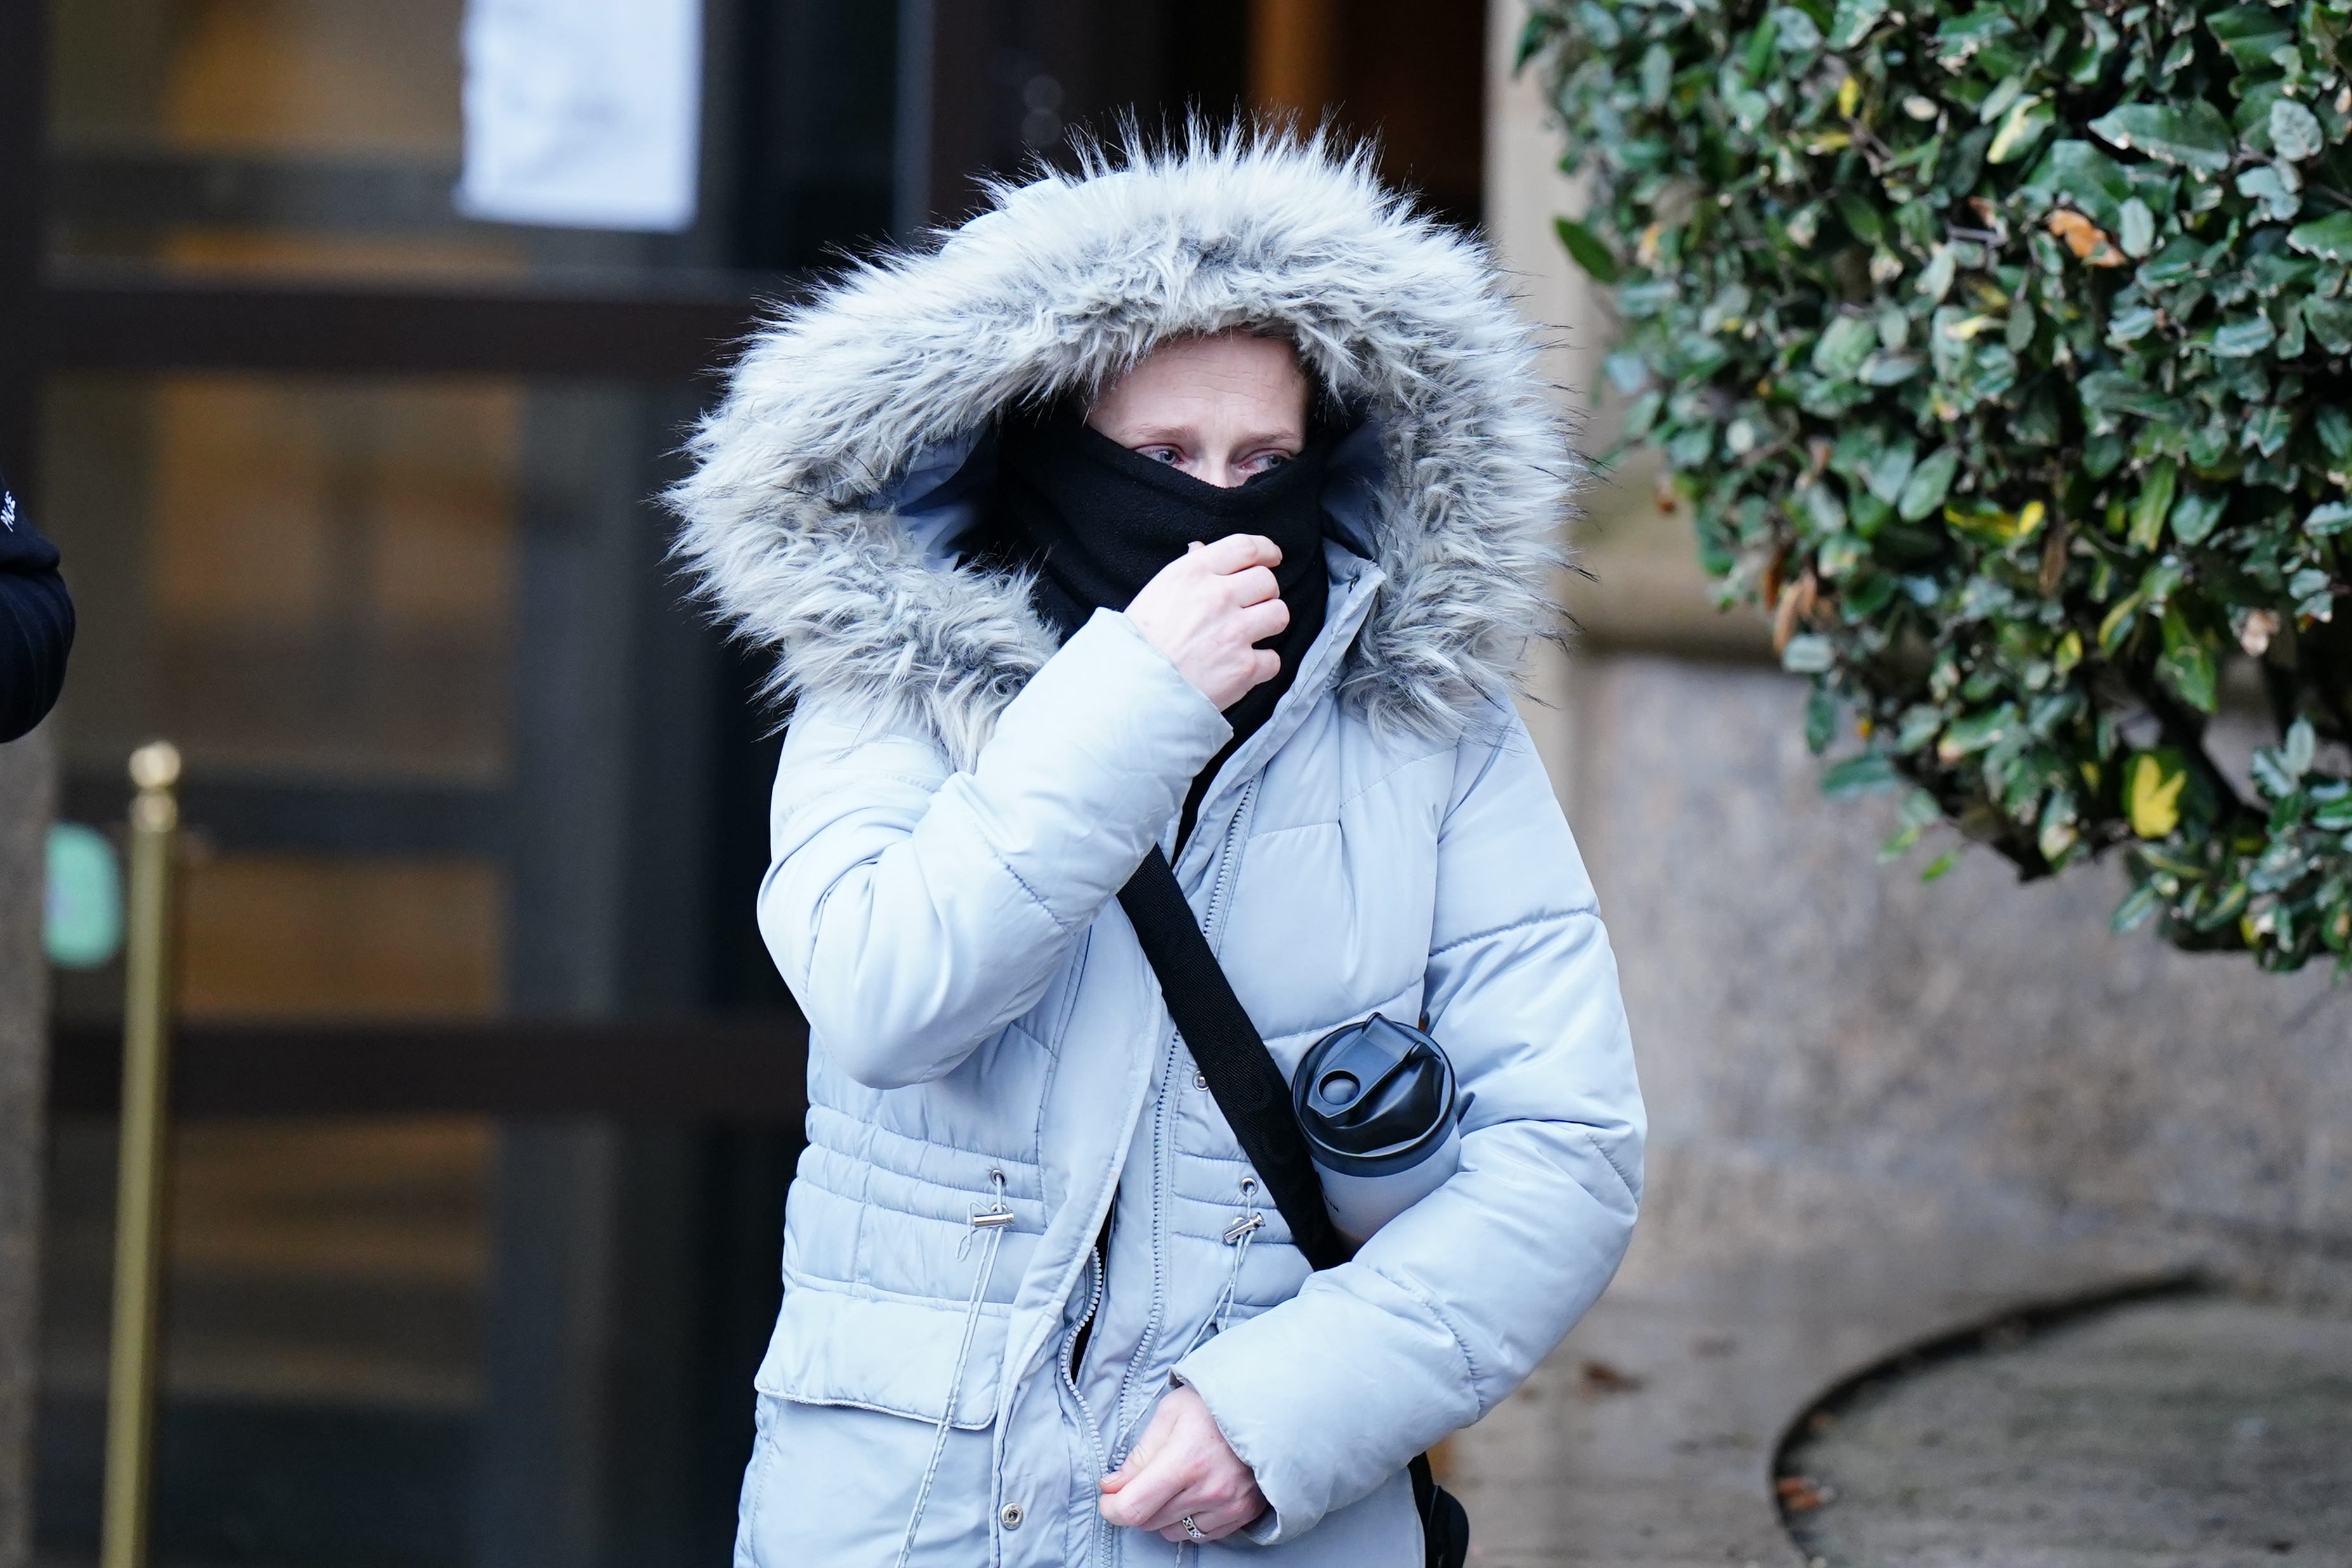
[988, 410, 1332, 757]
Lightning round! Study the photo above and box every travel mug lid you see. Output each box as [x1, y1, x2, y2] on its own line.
[1294, 1015, 1457, 1173]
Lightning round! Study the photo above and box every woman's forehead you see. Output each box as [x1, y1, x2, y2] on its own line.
[1094, 333, 1309, 424]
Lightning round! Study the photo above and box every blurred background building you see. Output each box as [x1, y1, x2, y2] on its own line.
[0, 3, 1485, 1566]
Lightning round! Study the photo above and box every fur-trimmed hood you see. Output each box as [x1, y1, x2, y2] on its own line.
[670, 132, 1579, 767]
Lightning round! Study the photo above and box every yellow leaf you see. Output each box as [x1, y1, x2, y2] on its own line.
[1942, 497, 2045, 544]
[1987, 96, 2044, 164]
[1838, 75, 1861, 119]
[2126, 752, 2186, 839]
[2053, 628, 2083, 674]
[2098, 594, 2143, 651]
[1806, 131, 1852, 154]
[1941, 313, 2004, 341]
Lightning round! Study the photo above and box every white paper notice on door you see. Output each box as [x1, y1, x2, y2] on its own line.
[455, 0, 702, 232]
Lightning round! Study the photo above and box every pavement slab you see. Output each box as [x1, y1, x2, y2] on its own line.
[1781, 1296, 2352, 1568]
[1441, 1149, 2195, 1568]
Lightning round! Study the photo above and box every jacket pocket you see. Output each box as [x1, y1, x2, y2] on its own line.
[754, 1278, 1007, 1431]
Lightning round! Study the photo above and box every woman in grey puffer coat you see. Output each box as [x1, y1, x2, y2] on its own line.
[669, 134, 1644, 1567]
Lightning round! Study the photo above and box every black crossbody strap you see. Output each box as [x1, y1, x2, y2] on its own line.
[1116, 845, 1468, 1568]
[1116, 847, 1352, 1272]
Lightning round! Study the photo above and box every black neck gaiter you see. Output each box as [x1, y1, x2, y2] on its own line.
[988, 412, 1331, 757]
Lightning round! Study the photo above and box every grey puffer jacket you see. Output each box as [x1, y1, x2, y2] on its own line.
[670, 134, 1644, 1568]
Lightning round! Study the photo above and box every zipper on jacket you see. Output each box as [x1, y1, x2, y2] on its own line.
[1104, 780, 1258, 1473]
[1059, 1246, 1109, 1562]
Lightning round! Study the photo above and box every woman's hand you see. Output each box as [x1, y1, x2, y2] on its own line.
[1096, 1385, 1266, 1543]
[1123, 535, 1288, 711]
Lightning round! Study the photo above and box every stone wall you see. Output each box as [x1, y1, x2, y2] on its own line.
[1565, 658, 2352, 1302]
[0, 729, 55, 1568]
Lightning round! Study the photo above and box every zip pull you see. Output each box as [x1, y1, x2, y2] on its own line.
[1221, 1212, 1264, 1245]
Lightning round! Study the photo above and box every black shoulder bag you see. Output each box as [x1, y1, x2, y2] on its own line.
[1118, 847, 1471, 1568]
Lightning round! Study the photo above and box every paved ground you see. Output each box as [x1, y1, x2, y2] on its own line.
[1440, 1181, 2180, 1568]
[1780, 1296, 2352, 1568]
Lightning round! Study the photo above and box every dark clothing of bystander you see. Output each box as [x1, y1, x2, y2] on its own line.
[0, 466, 75, 742]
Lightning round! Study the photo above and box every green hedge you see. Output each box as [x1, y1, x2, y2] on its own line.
[1526, 0, 2352, 971]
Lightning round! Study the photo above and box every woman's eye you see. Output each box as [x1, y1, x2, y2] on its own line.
[1142, 447, 1180, 465]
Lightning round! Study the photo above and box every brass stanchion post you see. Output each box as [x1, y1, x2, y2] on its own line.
[100, 741, 182, 1568]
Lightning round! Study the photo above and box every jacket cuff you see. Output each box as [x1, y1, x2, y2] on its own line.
[973, 605, 1231, 904]
[1006, 606, 1229, 774]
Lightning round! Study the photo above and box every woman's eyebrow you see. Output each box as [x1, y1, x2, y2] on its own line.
[1118, 421, 1302, 450]
[1227, 426, 1305, 450]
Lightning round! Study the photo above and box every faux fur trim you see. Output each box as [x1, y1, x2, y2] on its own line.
[669, 129, 1579, 767]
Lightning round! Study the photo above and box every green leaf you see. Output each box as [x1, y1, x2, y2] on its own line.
[2208, 4, 2296, 69]
[2131, 459, 2179, 551]
[2119, 198, 2155, 259]
[1865, 438, 1917, 504]
[1920, 849, 1961, 882]
[1934, 6, 2015, 66]
[2212, 315, 2278, 358]
[2022, 141, 2132, 232]
[2078, 372, 2187, 426]
[1553, 216, 1621, 284]
[2285, 717, 2317, 779]
[2237, 165, 2302, 223]
[1821, 754, 1900, 796]
[1835, 190, 1885, 246]
[2170, 490, 2227, 546]
[1782, 634, 1837, 674]
[1639, 43, 1673, 109]
[1827, 0, 1888, 49]
[2306, 296, 2352, 354]
[2288, 211, 2352, 263]
[1937, 702, 2020, 759]
[2112, 883, 2163, 932]
[1812, 314, 1879, 379]
[2306, 500, 2352, 536]
[2157, 605, 2220, 712]
[1806, 686, 1838, 754]
[2316, 408, 2352, 466]
[2271, 100, 2325, 164]
[1897, 447, 1959, 521]
[2087, 102, 2235, 173]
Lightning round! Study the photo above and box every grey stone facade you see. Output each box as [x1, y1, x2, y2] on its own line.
[1558, 655, 2352, 1305]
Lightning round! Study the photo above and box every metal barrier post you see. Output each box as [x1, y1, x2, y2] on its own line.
[99, 741, 181, 1568]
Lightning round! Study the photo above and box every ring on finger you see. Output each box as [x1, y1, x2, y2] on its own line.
[1180, 1515, 1208, 1543]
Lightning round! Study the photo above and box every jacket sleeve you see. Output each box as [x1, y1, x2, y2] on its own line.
[1172, 705, 1644, 1543]
[757, 608, 1231, 1088]
[0, 470, 74, 744]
